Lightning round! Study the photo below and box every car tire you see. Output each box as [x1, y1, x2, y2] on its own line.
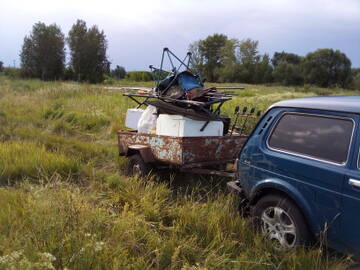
[252, 194, 310, 249]
[127, 154, 152, 177]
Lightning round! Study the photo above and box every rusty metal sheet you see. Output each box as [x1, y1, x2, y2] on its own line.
[118, 131, 183, 164]
[118, 130, 247, 166]
[149, 135, 183, 164]
[181, 135, 247, 164]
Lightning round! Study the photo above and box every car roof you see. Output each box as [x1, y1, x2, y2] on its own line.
[270, 96, 360, 114]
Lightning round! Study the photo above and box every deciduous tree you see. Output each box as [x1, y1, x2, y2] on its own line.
[20, 22, 65, 80]
[272, 51, 302, 67]
[68, 20, 109, 83]
[273, 62, 303, 85]
[198, 34, 228, 82]
[188, 40, 204, 74]
[272, 51, 303, 85]
[302, 49, 352, 88]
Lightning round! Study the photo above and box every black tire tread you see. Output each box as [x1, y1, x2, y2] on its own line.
[127, 154, 151, 177]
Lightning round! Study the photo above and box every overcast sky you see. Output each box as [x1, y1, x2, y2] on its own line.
[1, 0, 359, 70]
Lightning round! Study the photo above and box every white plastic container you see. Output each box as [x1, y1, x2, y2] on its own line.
[156, 114, 223, 137]
[125, 108, 144, 130]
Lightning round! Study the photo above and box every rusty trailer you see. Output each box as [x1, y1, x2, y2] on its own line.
[118, 130, 247, 177]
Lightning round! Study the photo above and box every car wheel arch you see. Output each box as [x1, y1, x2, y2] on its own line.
[249, 182, 319, 237]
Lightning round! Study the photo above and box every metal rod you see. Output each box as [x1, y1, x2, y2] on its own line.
[176, 53, 190, 73]
[200, 120, 210, 132]
[187, 52, 192, 69]
[167, 49, 192, 70]
[236, 107, 248, 134]
[156, 48, 166, 93]
[239, 107, 255, 135]
[230, 106, 240, 136]
[166, 50, 175, 70]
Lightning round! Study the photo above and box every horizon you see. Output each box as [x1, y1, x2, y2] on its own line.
[1, 0, 359, 70]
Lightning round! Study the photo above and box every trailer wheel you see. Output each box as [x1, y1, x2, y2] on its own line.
[127, 154, 151, 177]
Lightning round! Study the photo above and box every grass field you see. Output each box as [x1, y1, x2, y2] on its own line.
[0, 76, 359, 269]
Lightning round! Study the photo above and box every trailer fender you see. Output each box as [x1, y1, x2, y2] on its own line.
[128, 145, 155, 163]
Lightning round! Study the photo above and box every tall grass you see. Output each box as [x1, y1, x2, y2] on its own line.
[0, 179, 349, 269]
[0, 141, 79, 183]
[0, 76, 357, 269]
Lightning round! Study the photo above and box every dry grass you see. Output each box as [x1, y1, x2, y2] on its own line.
[0, 76, 357, 269]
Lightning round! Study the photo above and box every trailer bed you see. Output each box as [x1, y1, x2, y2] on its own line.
[118, 131, 247, 168]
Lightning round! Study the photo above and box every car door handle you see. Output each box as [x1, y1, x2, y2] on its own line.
[349, 178, 360, 188]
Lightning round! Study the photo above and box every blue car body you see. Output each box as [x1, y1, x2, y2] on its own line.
[232, 96, 360, 257]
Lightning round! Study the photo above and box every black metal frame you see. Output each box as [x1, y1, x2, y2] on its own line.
[149, 48, 203, 95]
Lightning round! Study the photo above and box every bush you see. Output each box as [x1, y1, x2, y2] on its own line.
[111, 65, 126, 79]
[273, 62, 303, 86]
[63, 66, 76, 81]
[3, 67, 22, 79]
[126, 71, 153, 82]
[102, 74, 116, 85]
[352, 73, 360, 90]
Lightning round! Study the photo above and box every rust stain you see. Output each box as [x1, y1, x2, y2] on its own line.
[118, 130, 247, 166]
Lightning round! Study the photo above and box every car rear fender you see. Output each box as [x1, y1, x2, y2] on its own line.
[249, 178, 321, 235]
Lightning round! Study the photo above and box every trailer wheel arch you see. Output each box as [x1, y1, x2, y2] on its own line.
[126, 145, 156, 163]
[126, 153, 152, 177]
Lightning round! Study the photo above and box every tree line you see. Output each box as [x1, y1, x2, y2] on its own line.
[189, 34, 360, 89]
[8, 20, 126, 83]
[1, 24, 360, 89]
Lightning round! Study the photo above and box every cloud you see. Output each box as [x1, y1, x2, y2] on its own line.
[0, 0, 359, 69]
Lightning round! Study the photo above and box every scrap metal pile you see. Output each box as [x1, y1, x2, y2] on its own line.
[123, 48, 261, 136]
[124, 48, 233, 133]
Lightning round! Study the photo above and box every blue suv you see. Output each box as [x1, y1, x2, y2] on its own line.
[227, 96, 360, 257]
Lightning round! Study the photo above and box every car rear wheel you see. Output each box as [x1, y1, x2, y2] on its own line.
[127, 154, 151, 177]
[252, 194, 310, 249]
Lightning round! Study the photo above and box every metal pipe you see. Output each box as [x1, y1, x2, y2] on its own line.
[239, 107, 255, 135]
[230, 105, 240, 136]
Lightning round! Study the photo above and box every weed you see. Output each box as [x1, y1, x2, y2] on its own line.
[0, 76, 355, 269]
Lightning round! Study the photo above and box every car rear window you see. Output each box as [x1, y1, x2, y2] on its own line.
[268, 113, 354, 164]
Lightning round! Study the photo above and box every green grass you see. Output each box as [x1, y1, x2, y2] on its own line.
[0, 76, 358, 269]
[0, 141, 80, 183]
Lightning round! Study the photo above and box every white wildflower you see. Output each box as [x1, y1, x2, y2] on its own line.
[40, 252, 56, 262]
[0, 250, 23, 264]
[94, 241, 105, 252]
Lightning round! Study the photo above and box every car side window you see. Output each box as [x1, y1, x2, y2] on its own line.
[268, 113, 354, 164]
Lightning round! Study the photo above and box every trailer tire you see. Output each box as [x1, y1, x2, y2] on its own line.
[127, 154, 151, 177]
